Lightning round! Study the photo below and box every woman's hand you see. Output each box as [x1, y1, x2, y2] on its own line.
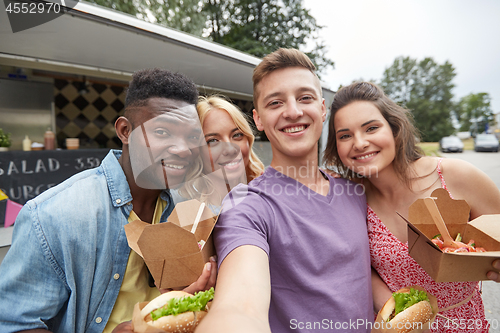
[487, 259, 500, 282]
[183, 256, 217, 294]
[157, 256, 217, 294]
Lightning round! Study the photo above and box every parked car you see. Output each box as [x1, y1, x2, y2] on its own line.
[474, 134, 499, 152]
[439, 136, 464, 153]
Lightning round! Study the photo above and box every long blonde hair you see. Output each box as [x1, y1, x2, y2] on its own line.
[197, 95, 264, 181]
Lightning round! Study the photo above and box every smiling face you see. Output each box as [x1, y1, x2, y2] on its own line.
[253, 67, 326, 164]
[128, 98, 203, 189]
[201, 108, 250, 184]
[334, 101, 396, 177]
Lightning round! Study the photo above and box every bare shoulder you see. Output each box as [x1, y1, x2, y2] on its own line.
[439, 157, 493, 190]
[439, 157, 479, 179]
[439, 158, 500, 217]
[413, 156, 441, 176]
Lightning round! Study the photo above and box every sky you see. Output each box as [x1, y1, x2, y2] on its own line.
[303, 0, 500, 114]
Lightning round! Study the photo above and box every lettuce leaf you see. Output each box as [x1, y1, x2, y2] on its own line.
[393, 288, 429, 316]
[151, 287, 214, 321]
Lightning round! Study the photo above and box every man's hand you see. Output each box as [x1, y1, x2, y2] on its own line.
[486, 259, 500, 282]
[112, 321, 135, 333]
[158, 256, 217, 294]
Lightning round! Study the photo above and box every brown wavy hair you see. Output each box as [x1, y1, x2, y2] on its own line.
[323, 82, 424, 188]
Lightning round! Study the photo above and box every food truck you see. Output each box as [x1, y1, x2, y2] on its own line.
[0, 0, 335, 262]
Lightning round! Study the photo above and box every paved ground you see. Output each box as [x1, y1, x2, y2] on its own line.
[441, 151, 500, 331]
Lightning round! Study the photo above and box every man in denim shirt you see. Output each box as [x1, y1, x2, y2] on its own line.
[0, 69, 216, 333]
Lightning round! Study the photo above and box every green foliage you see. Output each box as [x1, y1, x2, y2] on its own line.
[393, 288, 429, 317]
[203, 0, 235, 44]
[417, 142, 440, 156]
[88, 0, 139, 16]
[0, 128, 12, 147]
[151, 0, 206, 36]
[87, 0, 206, 35]
[150, 288, 214, 320]
[88, 0, 334, 77]
[457, 92, 495, 134]
[204, 0, 334, 76]
[380, 56, 456, 142]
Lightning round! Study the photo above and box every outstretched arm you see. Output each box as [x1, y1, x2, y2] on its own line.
[195, 245, 271, 333]
[441, 158, 500, 283]
[441, 158, 500, 219]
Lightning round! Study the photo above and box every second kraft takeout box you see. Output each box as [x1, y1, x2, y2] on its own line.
[404, 188, 500, 282]
[124, 199, 218, 289]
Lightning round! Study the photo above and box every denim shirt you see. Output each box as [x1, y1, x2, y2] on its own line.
[0, 150, 173, 333]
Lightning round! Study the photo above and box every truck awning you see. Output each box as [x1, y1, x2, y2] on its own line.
[0, 0, 334, 101]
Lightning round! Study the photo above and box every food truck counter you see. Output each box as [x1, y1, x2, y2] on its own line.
[0, 148, 110, 262]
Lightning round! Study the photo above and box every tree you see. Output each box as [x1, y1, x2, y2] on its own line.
[380, 56, 456, 142]
[457, 93, 495, 135]
[87, 0, 334, 76]
[87, 0, 206, 36]
[204, 0, 232, 44]
[203, 0, 334, 76]
[378, 57, 417, 106]
[87, 0, 139, 17]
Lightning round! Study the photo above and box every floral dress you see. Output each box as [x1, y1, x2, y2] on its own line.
[368, 159, 490, 333]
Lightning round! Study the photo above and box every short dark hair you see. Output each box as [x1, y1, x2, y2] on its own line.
[125, 68, 198, 109]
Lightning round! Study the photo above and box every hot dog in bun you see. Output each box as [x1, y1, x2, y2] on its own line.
[139, 287, 214, 332]
[379, 287, 433, 333]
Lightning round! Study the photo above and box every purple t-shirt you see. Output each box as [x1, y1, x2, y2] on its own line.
[215, 167, 373, 332]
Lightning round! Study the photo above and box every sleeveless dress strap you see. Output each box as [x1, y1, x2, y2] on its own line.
[436, 158, 454, 199]
[436, 158, 446, 189]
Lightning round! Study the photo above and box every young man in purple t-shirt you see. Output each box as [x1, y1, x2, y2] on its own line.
[197, 48, 373, 333]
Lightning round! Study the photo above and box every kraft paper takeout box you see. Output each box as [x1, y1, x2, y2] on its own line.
[405, 188, 500, 282]
[371, 286, 438, 333]
[132, 301, 168, 333]
[125, 199, 218, 289]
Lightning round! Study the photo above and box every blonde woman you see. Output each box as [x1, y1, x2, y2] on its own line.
[178, 95, 264, 212]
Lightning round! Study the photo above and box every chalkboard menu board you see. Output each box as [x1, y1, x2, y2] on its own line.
[0, 149, 110, 226]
